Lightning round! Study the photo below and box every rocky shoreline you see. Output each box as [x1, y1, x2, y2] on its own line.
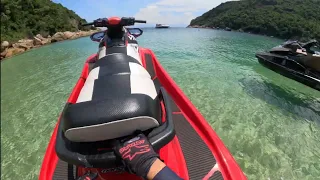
[187, 25, 241, 31]
[186, 25, 320, 42]
[187, 25, 214, 29]
[1, 30, 99, 60]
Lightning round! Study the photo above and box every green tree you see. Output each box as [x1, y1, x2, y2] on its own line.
[190, 0, 320, 42]
[0, 0, 89, 42]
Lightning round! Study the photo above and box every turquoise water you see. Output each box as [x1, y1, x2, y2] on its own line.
[1, 28, 320, 179]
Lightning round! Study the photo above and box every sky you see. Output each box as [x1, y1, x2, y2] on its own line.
[52, 0, 231, 27]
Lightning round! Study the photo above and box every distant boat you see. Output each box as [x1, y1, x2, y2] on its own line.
[156, 24, 170, 28]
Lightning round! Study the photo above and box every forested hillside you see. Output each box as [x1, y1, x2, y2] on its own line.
[1, 0, 89, 42]
[190, 0, 320, 41]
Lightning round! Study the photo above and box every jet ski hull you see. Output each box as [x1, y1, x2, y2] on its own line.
[256, 52, 320, 91]
[39, 50, 246, 180]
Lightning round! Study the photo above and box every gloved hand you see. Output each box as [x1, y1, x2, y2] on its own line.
[114, 133, 159, 179]
[77, 172, 98, 180]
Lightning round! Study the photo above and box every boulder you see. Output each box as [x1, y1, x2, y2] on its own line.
[190, 25, 203, 28]
[1, 41, 9, 48]
[78, 31, 85, 37]
[43, 38, 51, 44]
[17, 39, 34, 44]
[47, 35, 51, 38]
[12, 39, 34, 50]
[33, 37, 44, 46]
[35, 34, 46, 41]
[33, 34, 52, 46]
[78, 30, 97, 37]
[1, 48, 8, 58]
[70, 33, 80, 40]
[71, 36, 79, 40]
[52, 32, 66, 42]
[4, 49, 12, 58]
[63, 31, 75, 39]
[5, 48, 25, 58]
[81, 31, 88, 36]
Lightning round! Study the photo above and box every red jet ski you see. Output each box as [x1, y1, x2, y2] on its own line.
[39, 17, 246, 180]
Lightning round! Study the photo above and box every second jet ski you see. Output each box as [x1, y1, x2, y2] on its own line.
[256, 40, 320, 91]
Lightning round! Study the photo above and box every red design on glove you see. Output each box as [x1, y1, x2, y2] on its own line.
[120, 140, 151, 161]
[114, 134, 159, 178]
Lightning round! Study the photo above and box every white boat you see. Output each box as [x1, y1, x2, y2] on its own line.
[156, 24, 170, 28]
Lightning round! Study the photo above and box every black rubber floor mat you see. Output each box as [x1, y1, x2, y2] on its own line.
[168, 95, 180, 112]
[53, 159, 76, 180]
[144, 53, 156, 78]
[173, 114, 221, 180]
[210, 171, 224, 180]
[153, 78, 161, 93]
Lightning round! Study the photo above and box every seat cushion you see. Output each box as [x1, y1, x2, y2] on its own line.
[63, 53, 160, 142]
[98, 43, 142, 65]
[98, 46, 127, 59]
[63, 94, 160, 142]
[95, 61, 151, 78]
[77, 72, 156, 103]
[77, 53, 156, 103]
[95, 53, 141, 68]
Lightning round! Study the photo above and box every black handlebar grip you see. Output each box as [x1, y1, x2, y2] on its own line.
[82, 22, 94, 26]
[135, 20, 147, 23]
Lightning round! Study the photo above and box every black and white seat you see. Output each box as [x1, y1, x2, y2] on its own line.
[61, 52, 160, 142]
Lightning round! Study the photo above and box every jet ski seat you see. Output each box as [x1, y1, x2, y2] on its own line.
[61, 53, 160, 142]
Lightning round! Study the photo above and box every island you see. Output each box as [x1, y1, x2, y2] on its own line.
[0, 0, 98, 59]
[188, 0, 320, 42]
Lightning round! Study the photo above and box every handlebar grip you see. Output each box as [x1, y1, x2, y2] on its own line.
[82, 22, 94, 26]
[135, 20, 147, 23]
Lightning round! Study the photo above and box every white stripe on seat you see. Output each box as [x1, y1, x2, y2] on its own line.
[129, 62, 151, 78]
[127, 43, 142, 64]
[130, 75, 157, 100]
[98, 46, 106, 59]
[76, 67, 100, 103]
[86, 67, 100, 80]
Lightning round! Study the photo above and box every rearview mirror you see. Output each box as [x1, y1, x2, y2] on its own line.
[90, 31, 105, 42]
[127, 28, 143, 38]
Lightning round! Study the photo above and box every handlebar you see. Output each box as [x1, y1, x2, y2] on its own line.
[82, 17, 146, 27]
[81, 22, 94, 26]
[135, 20, 147, 23]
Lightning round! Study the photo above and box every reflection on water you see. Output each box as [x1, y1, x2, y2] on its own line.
[239, 78, 320, 124]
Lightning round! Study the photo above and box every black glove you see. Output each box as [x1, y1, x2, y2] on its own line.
[114, 133, 159, 179]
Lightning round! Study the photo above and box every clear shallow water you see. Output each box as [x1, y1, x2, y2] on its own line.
[1, 28, 320, 179]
